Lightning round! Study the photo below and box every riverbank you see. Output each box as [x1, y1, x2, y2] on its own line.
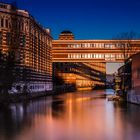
[0, 91, 51, 104]
[0, 85, 76, 104]
[0, 88, 114, 104]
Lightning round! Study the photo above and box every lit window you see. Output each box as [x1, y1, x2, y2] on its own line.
[87, 43, 90, 48]
[82, 44, 85, 48]
[73, 54, 75, 58]
[85, 54, 88, 58]
[1, 18, 4, 27]
[99, 54, 101, 58]
[118, 54, 122, 58]
[101, 43, 103, 48]
[105, 54, 110, 58]
[96, 54, 98, 58]
[98, 44, 101, 48]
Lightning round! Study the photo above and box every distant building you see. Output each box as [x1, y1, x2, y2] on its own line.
[0, 2, 52, 93]
[52, 31, 140, 90]
[128, 53, 140, 104]
[106, 74, 114, 88]
[59, 30, 75, 40]
[53, 31, 107, 90]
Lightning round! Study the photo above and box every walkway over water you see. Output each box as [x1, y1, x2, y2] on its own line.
[52, 40, 140, 63]
[0, 90, 140, 140]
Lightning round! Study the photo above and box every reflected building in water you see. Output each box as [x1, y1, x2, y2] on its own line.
[1, 92, 140, 140]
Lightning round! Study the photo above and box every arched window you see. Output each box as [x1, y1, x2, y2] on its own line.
[5, 19, 8, 28]
[0, 31, 2, 45]
[1, 18, 4, 27]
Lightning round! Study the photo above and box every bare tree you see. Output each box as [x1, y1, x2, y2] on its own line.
[115, 31, 140, 61]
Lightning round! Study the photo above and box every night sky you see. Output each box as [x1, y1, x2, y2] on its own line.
[4, 0, 140, 40]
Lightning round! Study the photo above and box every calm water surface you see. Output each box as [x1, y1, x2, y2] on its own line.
[0, 90, 140, 140]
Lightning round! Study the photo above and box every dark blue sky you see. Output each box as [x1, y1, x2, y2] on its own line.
[5, 0, 140, 39]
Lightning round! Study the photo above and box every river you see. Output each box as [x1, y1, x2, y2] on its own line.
[0, 90, 140, 140]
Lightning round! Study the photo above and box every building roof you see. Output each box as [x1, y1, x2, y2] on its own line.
[61, 30, 73, 34]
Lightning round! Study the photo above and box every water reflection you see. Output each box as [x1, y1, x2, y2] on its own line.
[0, 91, 140, 140]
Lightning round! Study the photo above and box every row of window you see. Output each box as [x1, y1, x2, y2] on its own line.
[0, 32, 51, 47]
[0, 4, 8, 9]
[15, 83, 52, 91]
[68, 53, 127, 59]
[0, 16, 51, 46]
[67, 43, 128, 49]
[30, 34, 51, 46]
[29, 83, 52, 90]
[0, 17, 28, 31]
[0, 32, 26, 46]
[0, 17, 51, 43]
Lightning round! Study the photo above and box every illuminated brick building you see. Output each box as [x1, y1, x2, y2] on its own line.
[0, 2, 52, 93]
[52, 31, 140, 90]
